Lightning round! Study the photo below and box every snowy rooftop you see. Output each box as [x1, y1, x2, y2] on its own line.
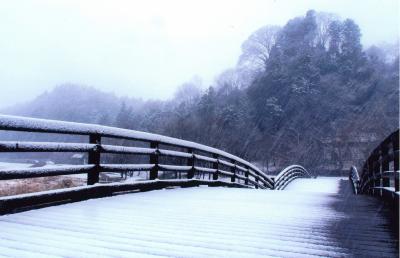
[0, 177, 397, 257]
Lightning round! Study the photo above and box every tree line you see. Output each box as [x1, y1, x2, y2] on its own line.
[3, 10, 399, 175]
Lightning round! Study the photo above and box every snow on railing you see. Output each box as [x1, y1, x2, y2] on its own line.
[349, 166, 360, 194]
[357, 130, 399, 196]
[0, 115, 283, 213]
[273, 165, 312, 190]
[0, 115, 320, 214]
[0, 115, 272, 186]
[351, 129, 399, 237]
[0, 115, 275, 189]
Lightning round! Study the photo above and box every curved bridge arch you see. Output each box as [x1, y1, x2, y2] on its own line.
[273, 165, 312, 190]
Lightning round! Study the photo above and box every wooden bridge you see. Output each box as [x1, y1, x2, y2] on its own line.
[0, 115, 398, 257]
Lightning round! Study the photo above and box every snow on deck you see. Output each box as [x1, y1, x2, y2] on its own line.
[285, 177, 344, 194]
[0, 178, 397, 257]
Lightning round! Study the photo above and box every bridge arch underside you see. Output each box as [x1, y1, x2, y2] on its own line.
[0, 177, 397, 257]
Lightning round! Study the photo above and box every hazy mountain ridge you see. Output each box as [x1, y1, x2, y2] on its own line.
[2, 84, 143, 125]
[1, 10, 398, 175]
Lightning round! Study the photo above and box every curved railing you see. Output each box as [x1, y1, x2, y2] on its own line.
[273, 165, 312, 190]
[0, 115, 275, 214]
[357, 130, 399, 196]
[350, 129, 399, 236]
[349, 166, 360, 194]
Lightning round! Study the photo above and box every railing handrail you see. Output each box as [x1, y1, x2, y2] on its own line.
[274, 165, 311, 190]
[349, 166, 360, 194]
[275, 164, 310, 181]
[0, 114, 272, 184]
[358, 129, 399, 195]
[351, 129, 399, 238]
[0, 115, 317, 214]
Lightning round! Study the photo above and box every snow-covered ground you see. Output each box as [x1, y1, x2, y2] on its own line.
[285, 177, 346, 194]
[0, 177, 397, 257]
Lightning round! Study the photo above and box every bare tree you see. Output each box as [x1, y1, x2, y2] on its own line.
[315, 12, 340, 49]
[376, 40, 400, 63]
[238, 25, 281, 72]
[173, 76, 203, 104]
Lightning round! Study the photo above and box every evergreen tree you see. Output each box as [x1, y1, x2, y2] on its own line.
[115, 102, 134, 129]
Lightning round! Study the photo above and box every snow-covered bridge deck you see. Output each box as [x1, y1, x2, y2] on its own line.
[0, 177, 397, 257]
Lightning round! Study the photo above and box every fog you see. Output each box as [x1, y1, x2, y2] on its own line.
[0, 0, 398, 108]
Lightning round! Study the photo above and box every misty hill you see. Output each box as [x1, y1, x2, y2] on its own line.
[1, 10, 398, 175]
[2, 84, 143, 125]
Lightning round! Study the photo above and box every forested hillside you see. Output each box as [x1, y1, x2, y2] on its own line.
[3, 10, 398, 175]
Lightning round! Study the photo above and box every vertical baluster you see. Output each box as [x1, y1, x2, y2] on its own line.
[187, 148, 195, 179]
[381, 144, 390, 188]
[88, 134, 101, 185]
[377, 149, 383, 196]
[149, 141, 159, 180]
[230, 159, 236, 183]
[373, 152, 380, 196]
[245, 166, 249, 185]
[368, 157, 374, 195]
[361, 166, 368, 194]
[255, 173, 259, 189]
[374, 150, 381, 196]
[393, 132, 399, 192]
[212, 154, 219, 180]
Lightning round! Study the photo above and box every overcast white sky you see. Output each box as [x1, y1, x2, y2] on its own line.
[0, 0, 398, 108]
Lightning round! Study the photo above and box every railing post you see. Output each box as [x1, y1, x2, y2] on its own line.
[187, 148, 195, 179]
[255, 174, 259, 189]
[349, 166, 359, 194]
[212, 154, 219, 180]
[368, 157, 374, 195]
[245, 166, 249, 185]
[373, 153, 379, 195]
[88, 134, 101, 185]
[149, 141, 159, 180]
[393, 132, 399, 192]
[381, 145, 390, 187]
[230, 159, 236, 183]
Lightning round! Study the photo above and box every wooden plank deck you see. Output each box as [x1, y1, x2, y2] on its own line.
[0, 178, 398, 257]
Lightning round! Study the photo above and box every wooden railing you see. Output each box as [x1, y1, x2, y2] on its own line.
[349, 166, 360, 194]
[0, 115, 315, 214]
[0, 115, 279, 213]
[273, 165, 311, 190]
[350, 129, 399, 235]
[357, 130, 399, 196]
